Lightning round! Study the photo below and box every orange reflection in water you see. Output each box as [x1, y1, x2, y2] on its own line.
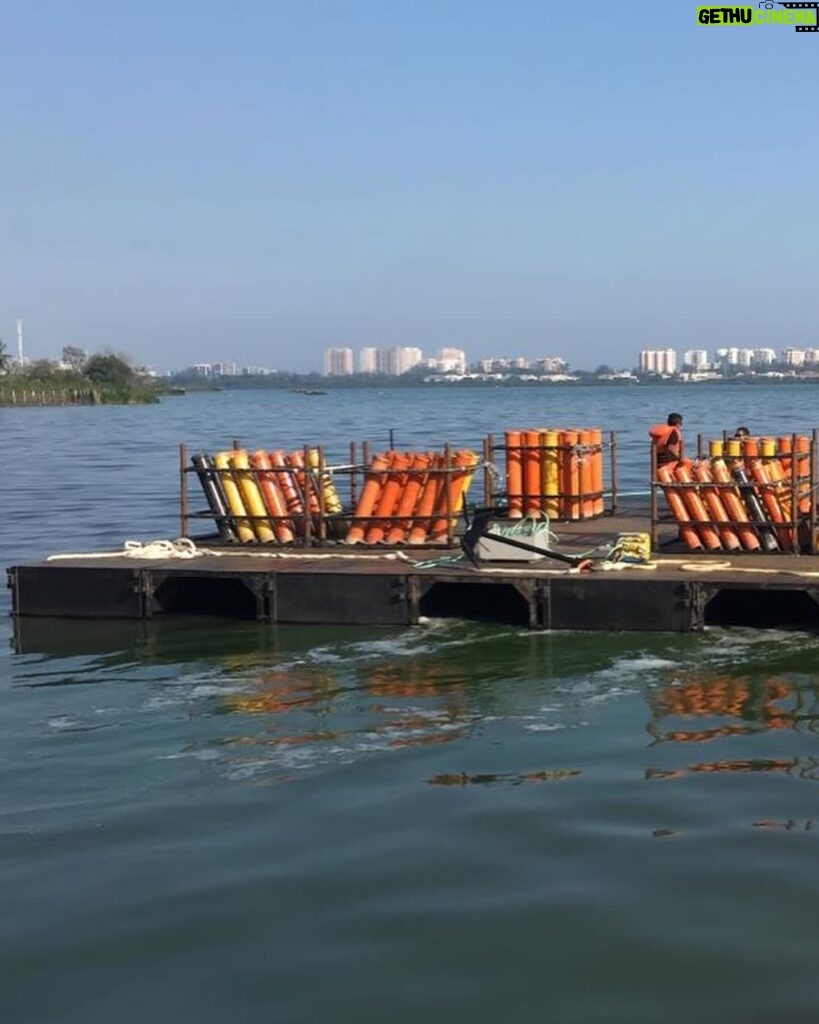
[650, 676, 792, 724]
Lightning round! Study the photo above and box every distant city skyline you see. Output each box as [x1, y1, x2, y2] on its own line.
[2, 4, 817, 371]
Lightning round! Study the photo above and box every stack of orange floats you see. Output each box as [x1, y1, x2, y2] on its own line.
[504, 429, 605, 521]
[203, 448, 343, 544]
[656, 434, 812, 553]
[347, 449, 478, 545]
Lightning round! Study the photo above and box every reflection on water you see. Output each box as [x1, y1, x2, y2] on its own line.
[11, 618, 819, 793]
[427, 768, 581, 786]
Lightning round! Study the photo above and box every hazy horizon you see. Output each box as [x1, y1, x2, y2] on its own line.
[2, 2, 818, 372]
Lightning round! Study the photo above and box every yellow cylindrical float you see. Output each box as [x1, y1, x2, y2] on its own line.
[230, 449, 276, 542]
[213, 451, 256, 543]
[541, 429, 560, 518]
[307, 448, 343, 514]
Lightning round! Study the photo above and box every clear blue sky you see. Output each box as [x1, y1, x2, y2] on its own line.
[2, 1, 817, 371]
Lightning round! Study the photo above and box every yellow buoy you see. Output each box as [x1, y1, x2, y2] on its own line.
[230, 449, 276, 543]
[213, 451, 256, 543]
[541, 429, 560, 518]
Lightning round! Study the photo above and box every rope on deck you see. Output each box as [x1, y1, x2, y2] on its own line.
[47, 539, 415, 563]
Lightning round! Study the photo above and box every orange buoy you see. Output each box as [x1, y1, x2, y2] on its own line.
[590, 428, 604, 516]
[505, 431, 524, 519]
[429, 450, 478, 541]
[250, 450, 294, 543]
[347, 453, 390, 544]
[560, 430, 581, 520]
[709, 457, 761, 551]
[748, 452, 791, 549]
[762, 439, 794, 529]
[408, 455, 444, 544]
[693, 461, 741, 551]
[287, 451, 321, 515]
[674, 463, 722, 550]
[270, 450, 304, 517]
[796, 435, 811, 513]
[579, 429, 595, 519]
[386, 452, 431, 544]
[366, 451, 411, 544]
[523, 429, 542, 518]
[657, 464, 702, 550]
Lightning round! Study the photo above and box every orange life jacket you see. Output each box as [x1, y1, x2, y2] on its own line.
[649, 424, 682, 465]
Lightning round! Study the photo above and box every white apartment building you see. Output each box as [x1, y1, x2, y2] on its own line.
[682, 349, 709, 369]
[359, 347, 377, 373]
[323, 347, 354, 376]
[639, 349, 677, 375]
[537, 356, 568, 373]
[373, 346, 424, 375]
[433, 347, 467, 374]
[753, 348, 776, 365]
[783, 348, 806, 367]
[805, 349, 819, 365]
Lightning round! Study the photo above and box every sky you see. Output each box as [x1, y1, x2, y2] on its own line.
[1, 1, 818, 372]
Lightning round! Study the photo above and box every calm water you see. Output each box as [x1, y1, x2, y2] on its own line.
[4, 383, 819, 1023]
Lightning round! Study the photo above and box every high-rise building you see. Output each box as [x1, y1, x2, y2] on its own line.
[783, 348, 806, 367]
[753, 348, 776, 365]
[359, 347, 377, 373]
[323, 347, 354, 376]
[683, 349, 709, 369]
[639, 349, 677, 375]
[804, 348, 819, 365]
[433, 347, 466, 374]
[373, 346, 424, 375]
[537, 356, 567, 373]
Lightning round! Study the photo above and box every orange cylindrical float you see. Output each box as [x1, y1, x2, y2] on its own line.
[796, 435, 811, 514]
[386, 452, 431, 544]
[693, 461, 741, 551]
[523, 429, 542, 518]
[269, 450, 305, 527]
[590, 428, 604, 516]
[709, 457, 761, 551]
[366, 451, 411, 544]
[408, 455, 444, 544]
[429, 450, 478, 541]
[762, 439, 794, 533]
[673, 463, 722, 550]
[560, 430, 581, 520]
[579, 429, 595, 519]
[750, 447, 792, 550]
[287, 451, 321, 515]
[347, 453, 390, 544]
[250, 450, 295, 543]
[505, 431, 524, 519]
[657, 464, 702, 551]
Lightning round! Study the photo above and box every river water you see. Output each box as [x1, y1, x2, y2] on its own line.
[4, 383, 819, 1023]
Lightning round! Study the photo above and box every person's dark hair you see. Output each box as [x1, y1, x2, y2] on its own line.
[667, 412, 683, 427]
[734, 426, 750, 438]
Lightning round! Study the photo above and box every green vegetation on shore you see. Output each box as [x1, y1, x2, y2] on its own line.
[0, 344, 159, 406]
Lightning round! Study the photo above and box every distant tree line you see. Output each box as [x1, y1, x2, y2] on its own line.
[0, 343, 158, 405]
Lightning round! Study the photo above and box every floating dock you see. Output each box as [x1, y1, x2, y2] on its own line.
[9, 507, 819, 633]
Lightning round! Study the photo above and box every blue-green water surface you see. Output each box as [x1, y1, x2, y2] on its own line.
[3, 384, 819, 1023]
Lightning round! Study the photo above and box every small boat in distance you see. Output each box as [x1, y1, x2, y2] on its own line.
[292, 388, 327, 395]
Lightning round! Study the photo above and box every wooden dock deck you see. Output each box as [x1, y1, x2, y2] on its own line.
[9, 507, 819, 632]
